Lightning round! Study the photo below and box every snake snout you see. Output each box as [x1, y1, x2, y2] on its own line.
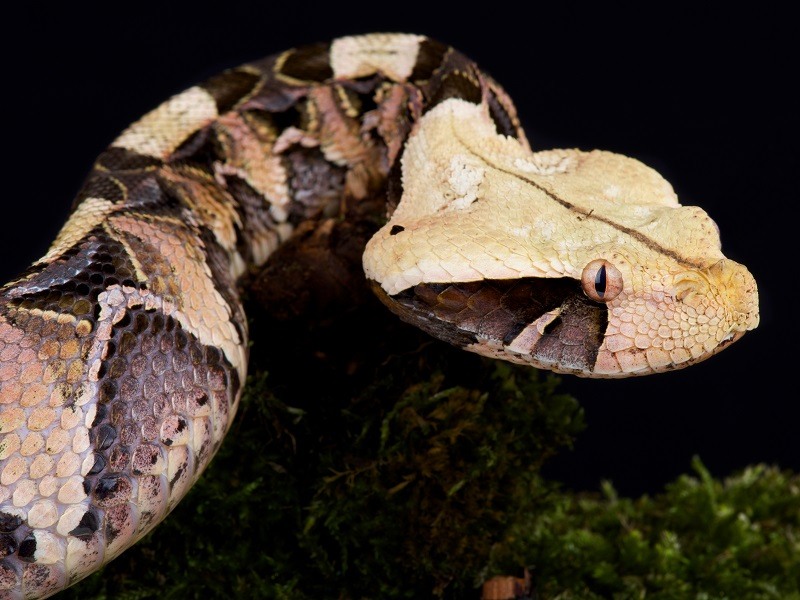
[704, 259, 760, 332]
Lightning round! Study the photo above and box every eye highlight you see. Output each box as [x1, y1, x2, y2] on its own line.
[581, 259, 623, 302]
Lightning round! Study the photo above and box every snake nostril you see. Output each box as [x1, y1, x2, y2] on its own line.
[672, 272, 709, 303]
[674, 280, 696, 303]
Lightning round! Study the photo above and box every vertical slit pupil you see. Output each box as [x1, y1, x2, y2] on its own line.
[595, 264, 607, 297]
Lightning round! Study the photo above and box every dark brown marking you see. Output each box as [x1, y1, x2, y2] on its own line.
[390, 225, 405, 235]
[87, 454, 107, 476]
[17, 536, 36, 562]
[98, 380, 117, 404]
[374, 276, 608, 371]
[541, 315, 562, 336]
[170, 126, 218, 164]
[202, 68, 262, 113]
[370, 280, 477, 348]
[93, 474, 132, 507]
[220, 174, 280, 267]
[5, 228, 142, 319]
[380, 158, 401, 216]
[0, 513, 22, 533]
[90, 405, 107, 429]
[169, 465, 186, 487]
[240, 78, 308, 112]
[74, 173, 126, 207]
[95, 146, 163, 172]
[427, 69, 483, 108]
[486, 87, 520, 140]
[402, 278, 577, 335]
[280, 42, 333, 81]
[92, 424, 116, 451]
[68, 511, 99, 540]
[532, 294, 606, 370]
[409, 38, 450, 81]
[0, 535, 16, 559]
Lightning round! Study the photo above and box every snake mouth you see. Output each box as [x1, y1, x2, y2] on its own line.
[372, 277, 754, 377]
[369, 276, 609, 373]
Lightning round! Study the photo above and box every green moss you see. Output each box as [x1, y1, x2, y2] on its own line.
[490, 458, 800, 599]
[62, 341, 799, 599]
[299, 362, 582, 597]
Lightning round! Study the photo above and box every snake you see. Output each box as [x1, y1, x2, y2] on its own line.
[0, 34, 759, 598]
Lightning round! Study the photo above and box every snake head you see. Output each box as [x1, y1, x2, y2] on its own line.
[363, 99, 759, 377]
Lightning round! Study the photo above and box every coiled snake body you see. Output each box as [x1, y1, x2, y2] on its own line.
[0, 34, 759, 598]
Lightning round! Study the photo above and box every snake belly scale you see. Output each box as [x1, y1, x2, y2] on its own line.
[0, 34, 758, 598]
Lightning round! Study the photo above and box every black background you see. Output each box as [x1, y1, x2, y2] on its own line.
[2, 4, 795, 497]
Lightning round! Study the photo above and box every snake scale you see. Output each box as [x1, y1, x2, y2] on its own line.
[0, 34, 759, 598]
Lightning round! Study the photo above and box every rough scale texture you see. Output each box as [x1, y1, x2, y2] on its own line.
[0, 34, 758, 598]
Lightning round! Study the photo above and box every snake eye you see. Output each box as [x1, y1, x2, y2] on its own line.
[581, 259, 623, 302]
